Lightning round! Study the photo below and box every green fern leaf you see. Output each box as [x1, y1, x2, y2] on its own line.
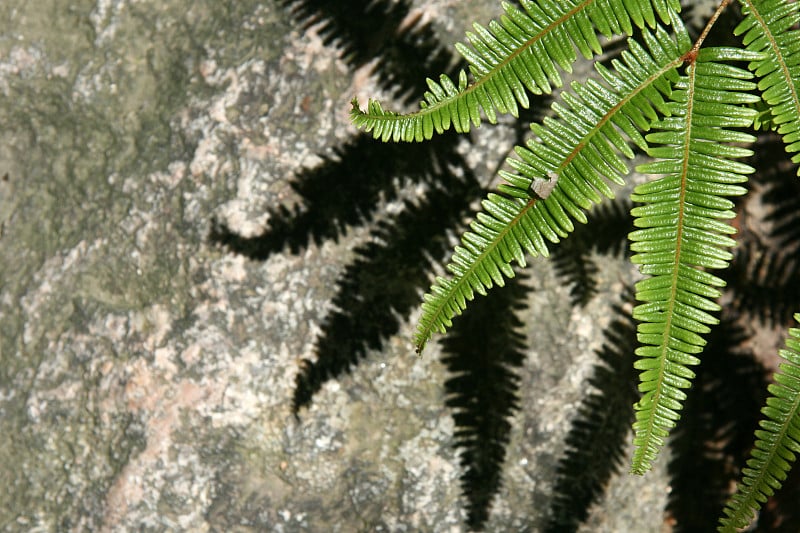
[415, 20, 690, 353]
[718, 313, 800, 531]
[350, 0, 681, 142]
[628, 48, 760, 475]
[736, 0, 800, 173]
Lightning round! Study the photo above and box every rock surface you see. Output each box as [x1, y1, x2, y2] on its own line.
[0, 1, 672, 531]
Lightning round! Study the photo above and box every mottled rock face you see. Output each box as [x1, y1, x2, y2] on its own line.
[0, 2, 670, 532]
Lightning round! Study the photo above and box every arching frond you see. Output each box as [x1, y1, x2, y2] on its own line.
[736, 0, 800, 173]
[718, 314, 800, 532]
[628, 48, 760, 475]
[414, 21, 690, 353]
[350, 0, 681, 142]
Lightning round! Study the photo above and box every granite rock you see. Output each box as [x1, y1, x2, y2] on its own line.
[0, 2, 672, 531]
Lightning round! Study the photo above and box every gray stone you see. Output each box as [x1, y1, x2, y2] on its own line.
[0, 2, 672, 531]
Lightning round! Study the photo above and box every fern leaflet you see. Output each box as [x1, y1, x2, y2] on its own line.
[628, 47, 760, 474]
[350, 0, 680, 142]
[719, 314, 800, 531]
[736, 0, 800, 173]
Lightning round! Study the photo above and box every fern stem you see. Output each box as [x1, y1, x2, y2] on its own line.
[682, 0, 734, 62]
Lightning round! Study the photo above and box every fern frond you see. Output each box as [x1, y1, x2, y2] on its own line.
[628, 48, 760, 475]
[736, 0, 800, 173]
[718, 314, 800, 532]
[350, 0, 681, 142]
[415, 21, 691, 353]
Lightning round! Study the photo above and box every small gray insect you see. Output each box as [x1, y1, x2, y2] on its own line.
[529, 171, 559, 199]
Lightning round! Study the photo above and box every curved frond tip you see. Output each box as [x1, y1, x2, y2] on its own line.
[718, 314, 800, 532]
[351, 0, 681, 142]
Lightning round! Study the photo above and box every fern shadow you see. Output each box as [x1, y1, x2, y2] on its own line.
[210, 133, 481, 412]
[550, 198, 634, 307]
[278, 0, 458, 104]
[291, 162, 482, 412]
[212, 1, 800, 529]
[209, 134, 467, 255]
[440, 273, 530, 530]
[544, 296, 639, 532]
[666, 316, 767, 532]
[724, 132, 800, 328]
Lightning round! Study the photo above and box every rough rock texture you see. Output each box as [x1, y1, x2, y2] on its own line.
[0, 1, 671, 531]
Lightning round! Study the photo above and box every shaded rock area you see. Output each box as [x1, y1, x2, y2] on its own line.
[0, 1, 673, 531]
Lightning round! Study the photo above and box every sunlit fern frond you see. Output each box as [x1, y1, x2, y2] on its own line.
[628, 47, 761, 475]
[718, 313, 800, 532]
[736, 0, 800, 173]
[350, 0, 681, 142]
[413, 19, 690, 353]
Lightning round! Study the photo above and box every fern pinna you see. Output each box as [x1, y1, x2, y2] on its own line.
[350, 0, 800, 530]
[720, 314, 800, 530]
[627, 47, 760, 474]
